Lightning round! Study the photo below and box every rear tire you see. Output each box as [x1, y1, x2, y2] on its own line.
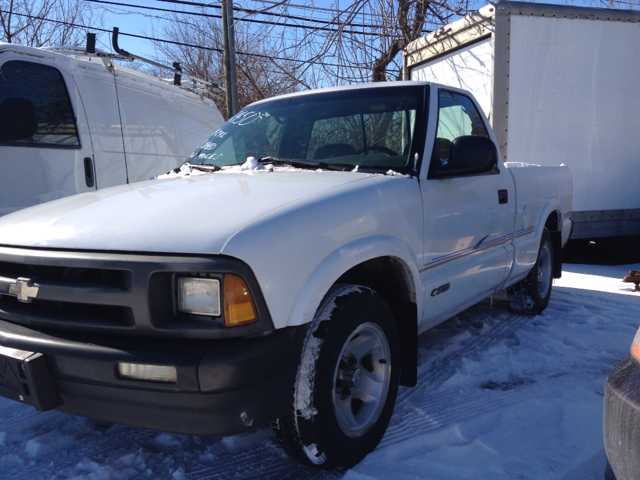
[507, 227, 554, 314]
[273, 284, 400, 469]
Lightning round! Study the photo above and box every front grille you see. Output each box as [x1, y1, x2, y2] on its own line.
[0, 258, 134, 330]
[1, 299, 133, 328]
[0, 261, 131, 289]
[0, 246, 273, 338]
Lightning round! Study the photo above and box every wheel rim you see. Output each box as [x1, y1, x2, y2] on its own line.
[537, 242, 552, 299]
[332, 322, 391, 438]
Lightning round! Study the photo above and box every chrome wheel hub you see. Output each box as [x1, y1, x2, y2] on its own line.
[332, 322, 391, 438]
[538, 243, 552, 299]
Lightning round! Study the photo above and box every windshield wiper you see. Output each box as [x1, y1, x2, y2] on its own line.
[257, 156, 353, 172]
[206, 156, 355, 172]
[186, 163, 221, 172]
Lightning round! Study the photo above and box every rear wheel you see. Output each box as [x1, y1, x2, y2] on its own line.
[273, 284, 400, 469]
[507, 227, 554, 314]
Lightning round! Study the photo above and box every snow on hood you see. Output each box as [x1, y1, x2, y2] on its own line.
[0, 171, 371, 254]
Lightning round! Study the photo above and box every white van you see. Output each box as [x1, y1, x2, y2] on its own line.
[0, 42, 224, 216]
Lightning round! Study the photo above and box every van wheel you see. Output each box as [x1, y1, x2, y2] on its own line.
[273, 285, 400, 469]
[507, 227, 554, 314]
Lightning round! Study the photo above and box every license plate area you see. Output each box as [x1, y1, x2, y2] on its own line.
[0, 345, 63, 411]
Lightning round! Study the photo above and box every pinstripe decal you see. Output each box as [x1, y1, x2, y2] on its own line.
[515, 225, 536, 238]
[420, 226, 536, 273]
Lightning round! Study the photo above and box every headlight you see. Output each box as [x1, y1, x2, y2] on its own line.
[177, 277, 220, 316]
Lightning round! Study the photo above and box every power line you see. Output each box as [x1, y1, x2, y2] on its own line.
[88, 0, 401, 36]
[159, 0, 430, 33]
[0, 9, 363, 68]
[244, 0, 342, 14]
[157, 0, 433, 32]
[156, 0, 388, 28]
[95, 2, 302, 45]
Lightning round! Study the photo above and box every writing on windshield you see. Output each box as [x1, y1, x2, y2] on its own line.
[187, 87, 424, 173]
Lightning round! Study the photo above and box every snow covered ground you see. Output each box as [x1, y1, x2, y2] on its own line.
[1, 262, 639, 480]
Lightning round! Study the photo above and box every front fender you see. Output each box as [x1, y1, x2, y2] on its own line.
[286, 235, 422, 328]
[220, 174, 424, 331]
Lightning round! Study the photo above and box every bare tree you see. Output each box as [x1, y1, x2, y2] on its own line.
[370, 0, 430, 81]
[276, 0, 471, 83]
[1, 0, 103, 47]
[149, 7, 311, 116]
[116, 0, 472, 112]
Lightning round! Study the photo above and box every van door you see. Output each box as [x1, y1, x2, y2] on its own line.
[420, 89, 514, 324]
[0, 58, 96, 216]
[71, 60, 128, 189]
[114, 71, 186, 182]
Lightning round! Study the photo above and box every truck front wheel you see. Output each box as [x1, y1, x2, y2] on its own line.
[507, 227, 554, 314]
[273, 284, 400, 469]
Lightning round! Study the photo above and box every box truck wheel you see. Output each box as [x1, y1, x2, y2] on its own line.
[273, 284, 400, 469]
[507, 228, 554, 314]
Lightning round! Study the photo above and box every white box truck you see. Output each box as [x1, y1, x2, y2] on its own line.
[404, 0, 640, 239]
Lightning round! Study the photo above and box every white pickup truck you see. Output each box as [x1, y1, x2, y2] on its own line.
[0, 82, 571, 469]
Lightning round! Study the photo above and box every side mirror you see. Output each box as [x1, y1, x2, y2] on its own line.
[429, 135, 498, 179]
[0, 97, 38, 143]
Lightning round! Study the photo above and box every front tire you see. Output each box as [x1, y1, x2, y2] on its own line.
[273, 284, 400, 469]
[507, 227, 554, 314]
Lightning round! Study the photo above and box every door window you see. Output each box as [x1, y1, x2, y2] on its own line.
[0, 61, 79, 147]
[436, 90, 487, 140]
[433, 90, 487, 167]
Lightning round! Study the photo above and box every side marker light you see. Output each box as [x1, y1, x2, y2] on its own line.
[224, 274, 258, 327]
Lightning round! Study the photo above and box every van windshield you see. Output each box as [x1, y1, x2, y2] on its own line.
[187, 86, 425, 172]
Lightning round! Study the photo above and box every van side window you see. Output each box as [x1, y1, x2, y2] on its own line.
[433, 90, 487, 165]
[0, 61, 80, 147]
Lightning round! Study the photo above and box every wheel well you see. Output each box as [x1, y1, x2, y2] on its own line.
[545, 211, 559, 232]
[335, 257, 418, 387]
[545, 211, 563, 278]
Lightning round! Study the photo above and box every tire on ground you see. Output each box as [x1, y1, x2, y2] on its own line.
[273, 284, 400, 469]
[507, 227, 554, 314]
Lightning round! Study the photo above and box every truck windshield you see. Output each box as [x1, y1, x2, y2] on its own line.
[187, 86, 425, 172]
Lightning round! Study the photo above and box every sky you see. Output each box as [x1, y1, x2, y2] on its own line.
[95, 0, 188, 59]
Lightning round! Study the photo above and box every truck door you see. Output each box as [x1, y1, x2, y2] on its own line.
[0, 58, 96, 216]
[420, 89, 514, 324]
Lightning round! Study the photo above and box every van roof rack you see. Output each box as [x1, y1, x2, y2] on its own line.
[45, 29, 220, 97]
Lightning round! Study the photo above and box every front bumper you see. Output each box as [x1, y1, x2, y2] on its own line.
[0, 319, 306, 436]
[604, 354, 640, 480]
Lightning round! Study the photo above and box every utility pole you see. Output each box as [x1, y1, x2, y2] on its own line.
[221, 0, 238, 118]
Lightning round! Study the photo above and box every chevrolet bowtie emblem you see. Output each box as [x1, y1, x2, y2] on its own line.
[8, 277, 40, 303]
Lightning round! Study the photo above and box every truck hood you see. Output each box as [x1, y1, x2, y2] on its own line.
[0, 171, 370, 254]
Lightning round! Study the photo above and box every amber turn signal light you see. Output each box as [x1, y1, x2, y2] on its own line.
[631, 328, 640, 361]
[632, 339, 640, 361]
[223, 274, 258, 326]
